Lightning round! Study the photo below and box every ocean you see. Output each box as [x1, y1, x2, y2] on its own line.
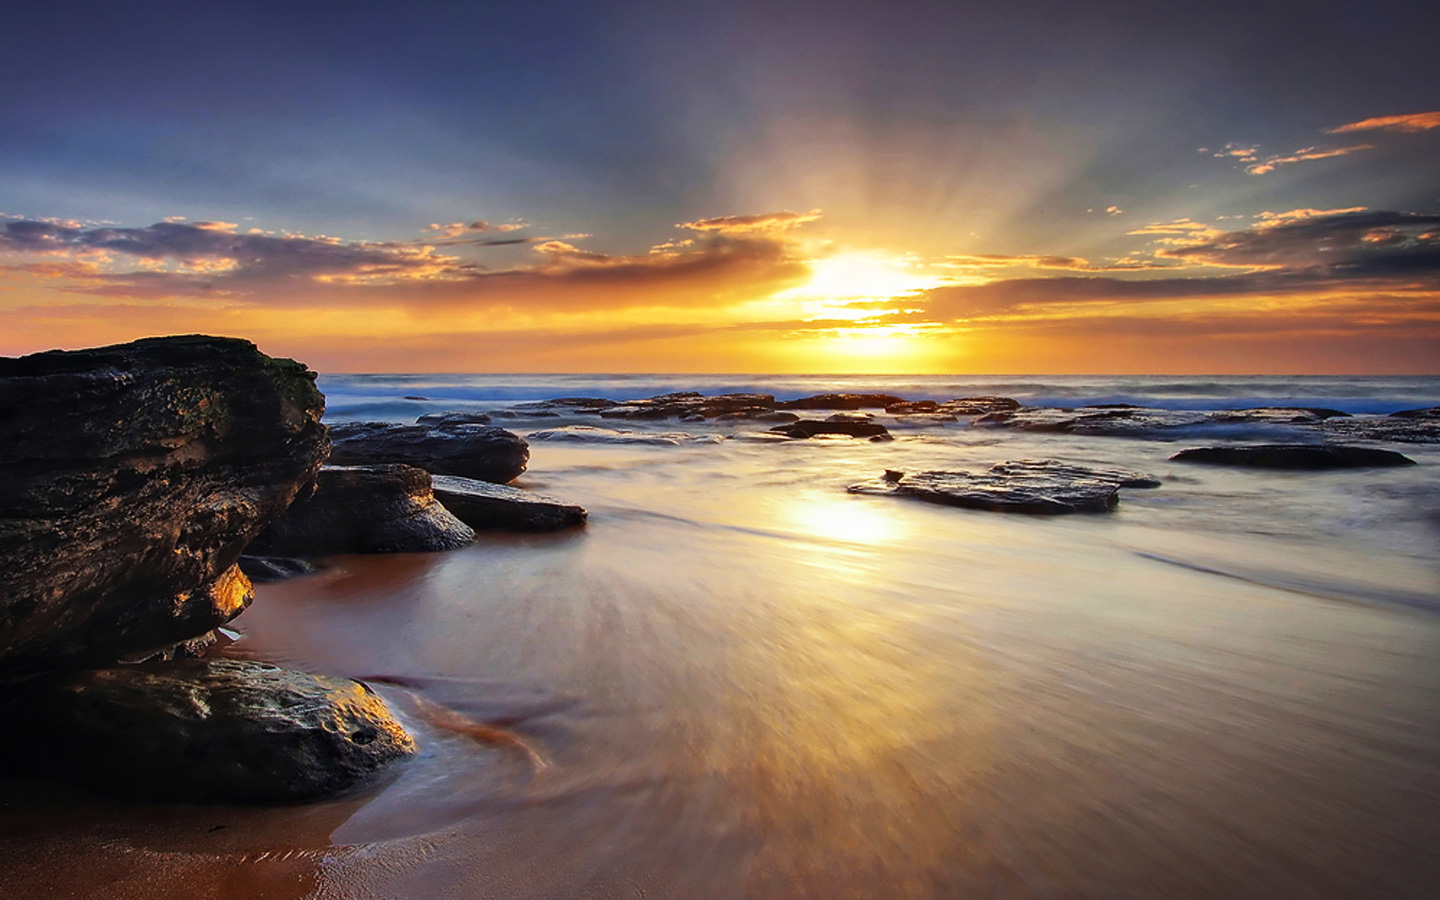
[5, 373, 1439, 899]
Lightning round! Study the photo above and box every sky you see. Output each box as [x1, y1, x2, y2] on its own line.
[1, 0, 1437, 374]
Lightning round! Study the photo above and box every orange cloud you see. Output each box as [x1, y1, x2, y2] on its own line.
[678, 210, 822, 233]
[1327, 110, 1440, 134]
[1244, 144, 1374, 175]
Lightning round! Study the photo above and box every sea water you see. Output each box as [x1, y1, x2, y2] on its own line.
[3, 375, 1438, 899]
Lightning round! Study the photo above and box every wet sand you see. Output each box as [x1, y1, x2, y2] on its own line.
[3, 434, 1439, 899]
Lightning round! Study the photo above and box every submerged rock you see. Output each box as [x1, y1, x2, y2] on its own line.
[0, 335, 328, 675]
[848, 459, 1159, 513]
[937, 396, 1022, 415]
[1170, 444, 1416, 469]
[415, 411, 492, 427]
[328, 421, 529, 483]
[1318, 412, 1440, 444]
[238, 555, 320, 583]
[250, 464, 475, 556]
[770, 419, 894, 440]
[5, 658, 416, 803]
[526, 424, 721, 445]
[975, 406, 1209, 436]
[430, 474, 588, 532]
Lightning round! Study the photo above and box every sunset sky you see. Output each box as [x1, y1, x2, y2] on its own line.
[2, 0, 1437, 373]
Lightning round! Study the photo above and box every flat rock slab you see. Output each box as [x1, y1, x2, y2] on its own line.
[770, 420, 894, 440]
[250, 464, 475, 556]
[431, 475, 588, 531]
[5, 658, 416, 803]
[848, 460, 1161, 514]
[328, 421, 529, 484]
[527, 425, 721, 445]
[1170, 444, 1416, 469]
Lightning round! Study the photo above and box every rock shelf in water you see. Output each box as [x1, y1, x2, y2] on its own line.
[1170, 444, 1416, 469]
[431, 474, 589, 532]
[329, 420, 529, 483]
[848, 460, 1161, 514]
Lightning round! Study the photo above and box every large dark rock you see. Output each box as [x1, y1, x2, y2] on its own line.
[1170, 444, 1417, 469]
[430, 474, 588, 532]
[328, 421, 529, 483]
[937, 396, 1021, 415]
[770, 420, 894, 440]
[4, 658, 416, 803]
[250, 464, 475, 556]
[776, 393, 906, 410]
[0, 336, 328, 676]
[415, 411, 492, 427]
[848, 460, 1159, 513]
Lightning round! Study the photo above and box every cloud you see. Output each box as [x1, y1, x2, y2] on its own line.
[678, 210, 822, 234]
[913, 209, 1440, 322]
[1327, 110, 1440, 134]
[0, 218, 471, 284]
[1243, 144, 1374, 175]
[940, 253, 1172, 272]
[1157, 209, 1440, 270]
[0, 210, 817, 313]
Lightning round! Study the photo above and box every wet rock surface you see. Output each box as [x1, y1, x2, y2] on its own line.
[250, 464, 475, 556]
[1170, 444, 1417, 469]
[0, 335, 328, 675]
[430, 475, 588, 532]
[527, 425, 722, 445]
[4, 658, 416, 803]
[328, 421, 529, 483]
[770, 419, 894, 440]
[849, 460, 1160, 513]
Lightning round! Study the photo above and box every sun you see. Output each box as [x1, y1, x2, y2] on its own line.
[779, 251, 945, 312]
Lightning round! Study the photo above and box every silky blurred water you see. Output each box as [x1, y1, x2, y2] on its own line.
[3, 376, 1439, 899]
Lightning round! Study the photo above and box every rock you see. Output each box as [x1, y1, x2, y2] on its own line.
[238, 555, 320, 582]
[886, 400, 938, 414]
[430, 475, 588, 532]
[712, 409, 799, 423]
[936, 396, 1021, 415]
[249, 465, 475, 556]
[328, 421, 529, 483]
[1207, 407, 1352, 424]
[1170, 444, 1417, 469]
[975, 406, 1209, 436]
[526, 424, 721, 445]
[416, 411, 492, 426]
[0, 335, 328, 676]
[769, 420, 894, 440]
[776, 393, 907, 410]
[4, 658, 416, 803]
[1389, 406, 1440, 420]
[847, 459, 1157, 513]
[987, 459, 1162, 488]
[1319, 413, 1440, 444]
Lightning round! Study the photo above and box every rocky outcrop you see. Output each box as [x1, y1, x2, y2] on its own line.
[328, 421, 529, 483]
[1319, 410, 1440, 444]
[0, 336, 328, 675]
[1170, 444, 1416, 469]
[848, 460, 1160, 513]
[430, 475, 588, 532]
[5, 658, 416, 803]
[249, 465, 475, 556]
[938, 396, 1022, 416]
[770, 419, 893, 440]
[775, 393, 906, 410]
